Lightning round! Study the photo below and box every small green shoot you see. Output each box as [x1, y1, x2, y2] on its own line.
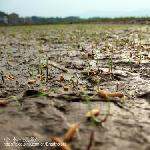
[83, 93, 100, 126]
[108, 55, 113, 73]
[9, 96, 22, 111]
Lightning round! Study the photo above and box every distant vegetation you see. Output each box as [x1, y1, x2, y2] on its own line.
[0, 11, 150, 25]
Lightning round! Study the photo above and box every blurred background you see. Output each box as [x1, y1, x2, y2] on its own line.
[0, 0, 150, 25]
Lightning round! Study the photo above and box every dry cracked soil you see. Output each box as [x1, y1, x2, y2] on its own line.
[0, 24, 150, 150]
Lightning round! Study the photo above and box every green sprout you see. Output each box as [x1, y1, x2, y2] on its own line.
[45, 56, 49, 81]
[108, 55, 113, 73]
[9, 96, 22, 111]
[83, 93, 100, 126]
[30, 66, 34, 78]
[128, 51, 134, 70]
[38, 58, 43, 75]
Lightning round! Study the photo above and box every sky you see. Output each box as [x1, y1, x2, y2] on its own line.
[0, 0, 150, 18]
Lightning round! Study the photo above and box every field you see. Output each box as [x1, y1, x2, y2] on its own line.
[0, 24, 150, 150]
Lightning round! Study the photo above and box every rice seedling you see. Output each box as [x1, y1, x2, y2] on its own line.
[128, 52, 133, 70]
[95, 55, 101, 71]
[96, 77, 101, 91]
[0, 71, 4, 84]
[83, 93, 100, 126]
[29, 66, 34, 78]
[45, 56, 49, 81]
[38, 46, 45, 53]
[38, 58, 43, 75]
[108, 55, 113, 74]
[137, 54, 142, 65]
[9, 96, 22, 110]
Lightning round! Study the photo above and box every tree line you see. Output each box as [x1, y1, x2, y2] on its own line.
[0, 11, 150, 25]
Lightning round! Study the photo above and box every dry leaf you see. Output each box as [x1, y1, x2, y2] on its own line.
[97, 90, 109, 99]
[60, 74, 65, 82]
[0, 100, 9, 107]
[27, 79, 36, 85]
[86, 108, 100, 118]
[108, 92, 124, 98]
[63, 123, 79, 142]
[97, 90, 124, 99]
[37, 74, 43, 81]
[51, 137, 72, 150]
[88, 69, 97, 76]
[5, 75, 15, 80]
[63, 86, 69, 91]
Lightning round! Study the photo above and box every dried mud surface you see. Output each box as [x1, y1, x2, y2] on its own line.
[0, 25, 150, 150]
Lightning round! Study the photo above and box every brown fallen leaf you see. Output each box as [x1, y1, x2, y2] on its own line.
[37, 74, 43, 81]
[27, 79, 36, 85]
[97, 90, 109, 99]
[51, 137, 72, 150]
[86, 108, 100, 118]
[0, 100, 9, 107]
[63, 86, 69, 91]
[88, 69, 97, 76]
[108, 92, 124, 98]
[60, 74, 65, 82]
[5, 74, 15, 80]
[63, 123, 79, 142]
[97, 90, 124, 99]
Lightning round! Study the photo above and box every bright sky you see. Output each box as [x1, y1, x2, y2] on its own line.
[0, 0, 150, 17]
